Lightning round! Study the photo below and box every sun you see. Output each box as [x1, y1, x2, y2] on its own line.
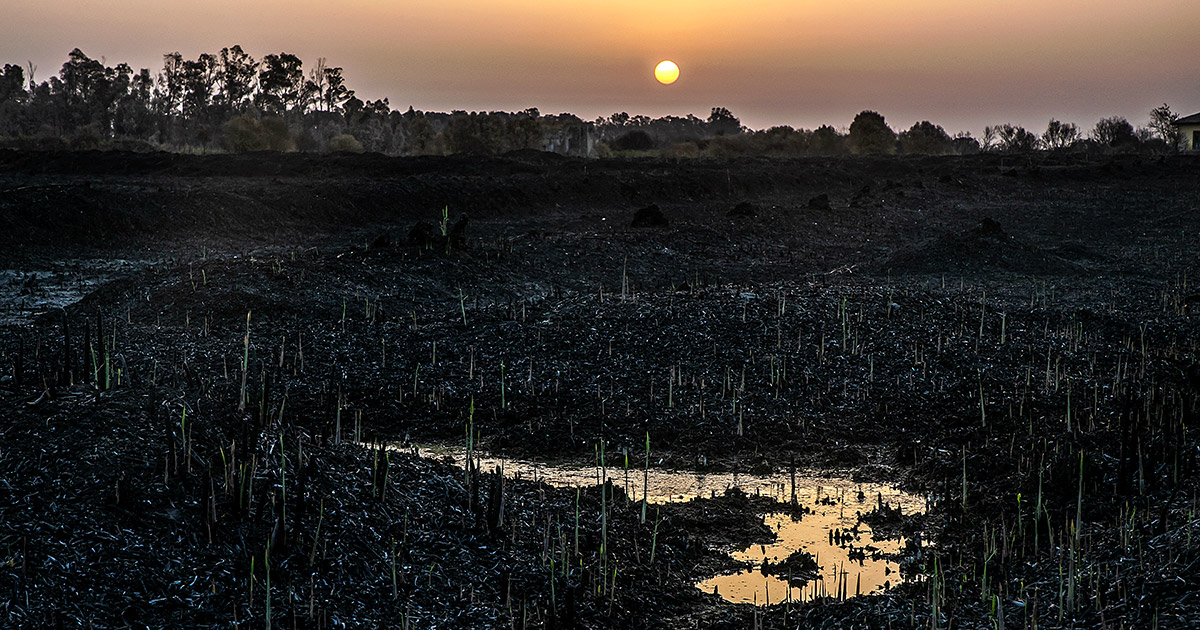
[654, 60, 679, 85]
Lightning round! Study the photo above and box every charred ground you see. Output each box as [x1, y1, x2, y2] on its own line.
[2, 149, 1200, 628]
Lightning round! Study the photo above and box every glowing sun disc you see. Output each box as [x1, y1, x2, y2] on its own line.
[654, 60, 679, 85]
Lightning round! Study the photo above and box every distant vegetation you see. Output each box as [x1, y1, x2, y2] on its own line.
[0, 48, 1186, 157]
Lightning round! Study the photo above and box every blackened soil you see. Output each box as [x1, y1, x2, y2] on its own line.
[2, 150, 1200, 628]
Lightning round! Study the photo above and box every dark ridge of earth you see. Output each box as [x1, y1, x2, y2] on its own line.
[1, 149, 1195, 282]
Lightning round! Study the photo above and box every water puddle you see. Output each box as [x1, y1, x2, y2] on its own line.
[0, 260, 139, 325]
[695, 490, 917, 604]
[413, 444, 925, 605]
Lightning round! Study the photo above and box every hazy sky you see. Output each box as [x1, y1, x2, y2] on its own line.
[5, 0, 1199, 135]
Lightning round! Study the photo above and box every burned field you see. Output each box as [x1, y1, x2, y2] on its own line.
[2, 150, 1200, 628]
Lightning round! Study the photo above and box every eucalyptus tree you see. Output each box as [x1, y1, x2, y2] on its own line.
[217, 45, 257, 112]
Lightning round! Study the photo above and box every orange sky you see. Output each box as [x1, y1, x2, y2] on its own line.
[4, 0, 1199, 134]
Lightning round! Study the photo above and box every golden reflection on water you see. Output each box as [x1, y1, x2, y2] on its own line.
[412, 444, 924, 605]
[696, 509, 908, 604]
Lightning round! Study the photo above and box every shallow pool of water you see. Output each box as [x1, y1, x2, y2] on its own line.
[411, 444, 924, 605]
[0, 260, 140, 325]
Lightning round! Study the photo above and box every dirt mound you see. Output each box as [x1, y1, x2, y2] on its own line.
[807, 193, 832, 210]
[630, 204, 668, 228]
[728, 201, 757, 218]
[873, 217, 1093, 276]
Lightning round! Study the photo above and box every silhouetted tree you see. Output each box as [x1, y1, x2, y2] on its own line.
[994, 124, 1038, 153]
[506, 108, 542, 150]
[403, 107, 438, 154]
[155, 52, 184, 116]
[810, 125, 846, 155]
[1041, 119, 1079, 150]
[607, 112, 630, 127]
[1, 64, 27, 103]
[756, 125, 810, 155]
[59, 49, 103, 108]
[180, 54, 217, 120]
[981, 125, 997, 152]
[318, 65, 353, 113]
[1092, 116, 1138, 149]
[58, 49, 120, 133]
[0, 64, 26, 137]
[113, 68, 154, 138]
[951, 132, 980, 155]
[217, 46, 257, 111]
[848, 110, 896, 155]
[256, 53, 304, 115]
[1148, 104, 1180, 150]
[707, 106, 741, 135]
[898, 121, 952, 154]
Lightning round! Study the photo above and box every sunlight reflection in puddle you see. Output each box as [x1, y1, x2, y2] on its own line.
[412, 444, 925, 605]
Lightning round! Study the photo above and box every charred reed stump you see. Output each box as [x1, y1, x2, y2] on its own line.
[485, 466, 506, 536]
[59, 309, 72, 387]
[13, 337, 23, 391]
[94, 308, 107, 386]
[1116, 392, 1142, 498]
[563, 582, 578, 630]
[372, 444, 390, 499]
[200, 470, 215, 544]
[258, 360, 272, 427]
[291, 444, 307, 531]
[82, 321, 91, 386]
[466, 457, 482, 525]
[112, 471, 132, 509]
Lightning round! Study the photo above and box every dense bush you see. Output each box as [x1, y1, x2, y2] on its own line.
[1092, 116, 1138, 150]
[1042, 119, 1080, 150]
[611, 129, 655, 151]
[221, 113, 295, 152]
[848, 110, 896, 155]
[327, 133, 364, 153]
[898, 121, 953, 155]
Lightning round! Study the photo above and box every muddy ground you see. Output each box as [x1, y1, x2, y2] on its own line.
[2, 149, 1200, 628]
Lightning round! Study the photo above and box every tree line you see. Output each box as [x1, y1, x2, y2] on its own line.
[0, 47, 599, 154]
[0, 48, 1187, 157]
[620, 108, 1184, 158]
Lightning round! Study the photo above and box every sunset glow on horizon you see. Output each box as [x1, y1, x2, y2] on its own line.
[4, 0, 1199, 134]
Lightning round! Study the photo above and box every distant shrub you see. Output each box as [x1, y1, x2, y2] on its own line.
[951, 133, 981, 155]
[1092, 116, 1139, 150]
[665, 141, 700, 158]
[104, 137, 159, 152]
[1042, 119, 1079, 150]
[0, 135, 68, 151]
[611, 129, 654, 151]
[327, 133, 364, 153]
[68, 124, 102, 150]
[993, 124, 1039, 153]
[704, 134, 756, 157]
[810, 125, 847, 155]
[1148, 104, 1181, 150]
[848, 110, 896, 155]
[221, 112, 296, 152]
[898, 121, 952, 155]
[755, 126, 810, 155]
